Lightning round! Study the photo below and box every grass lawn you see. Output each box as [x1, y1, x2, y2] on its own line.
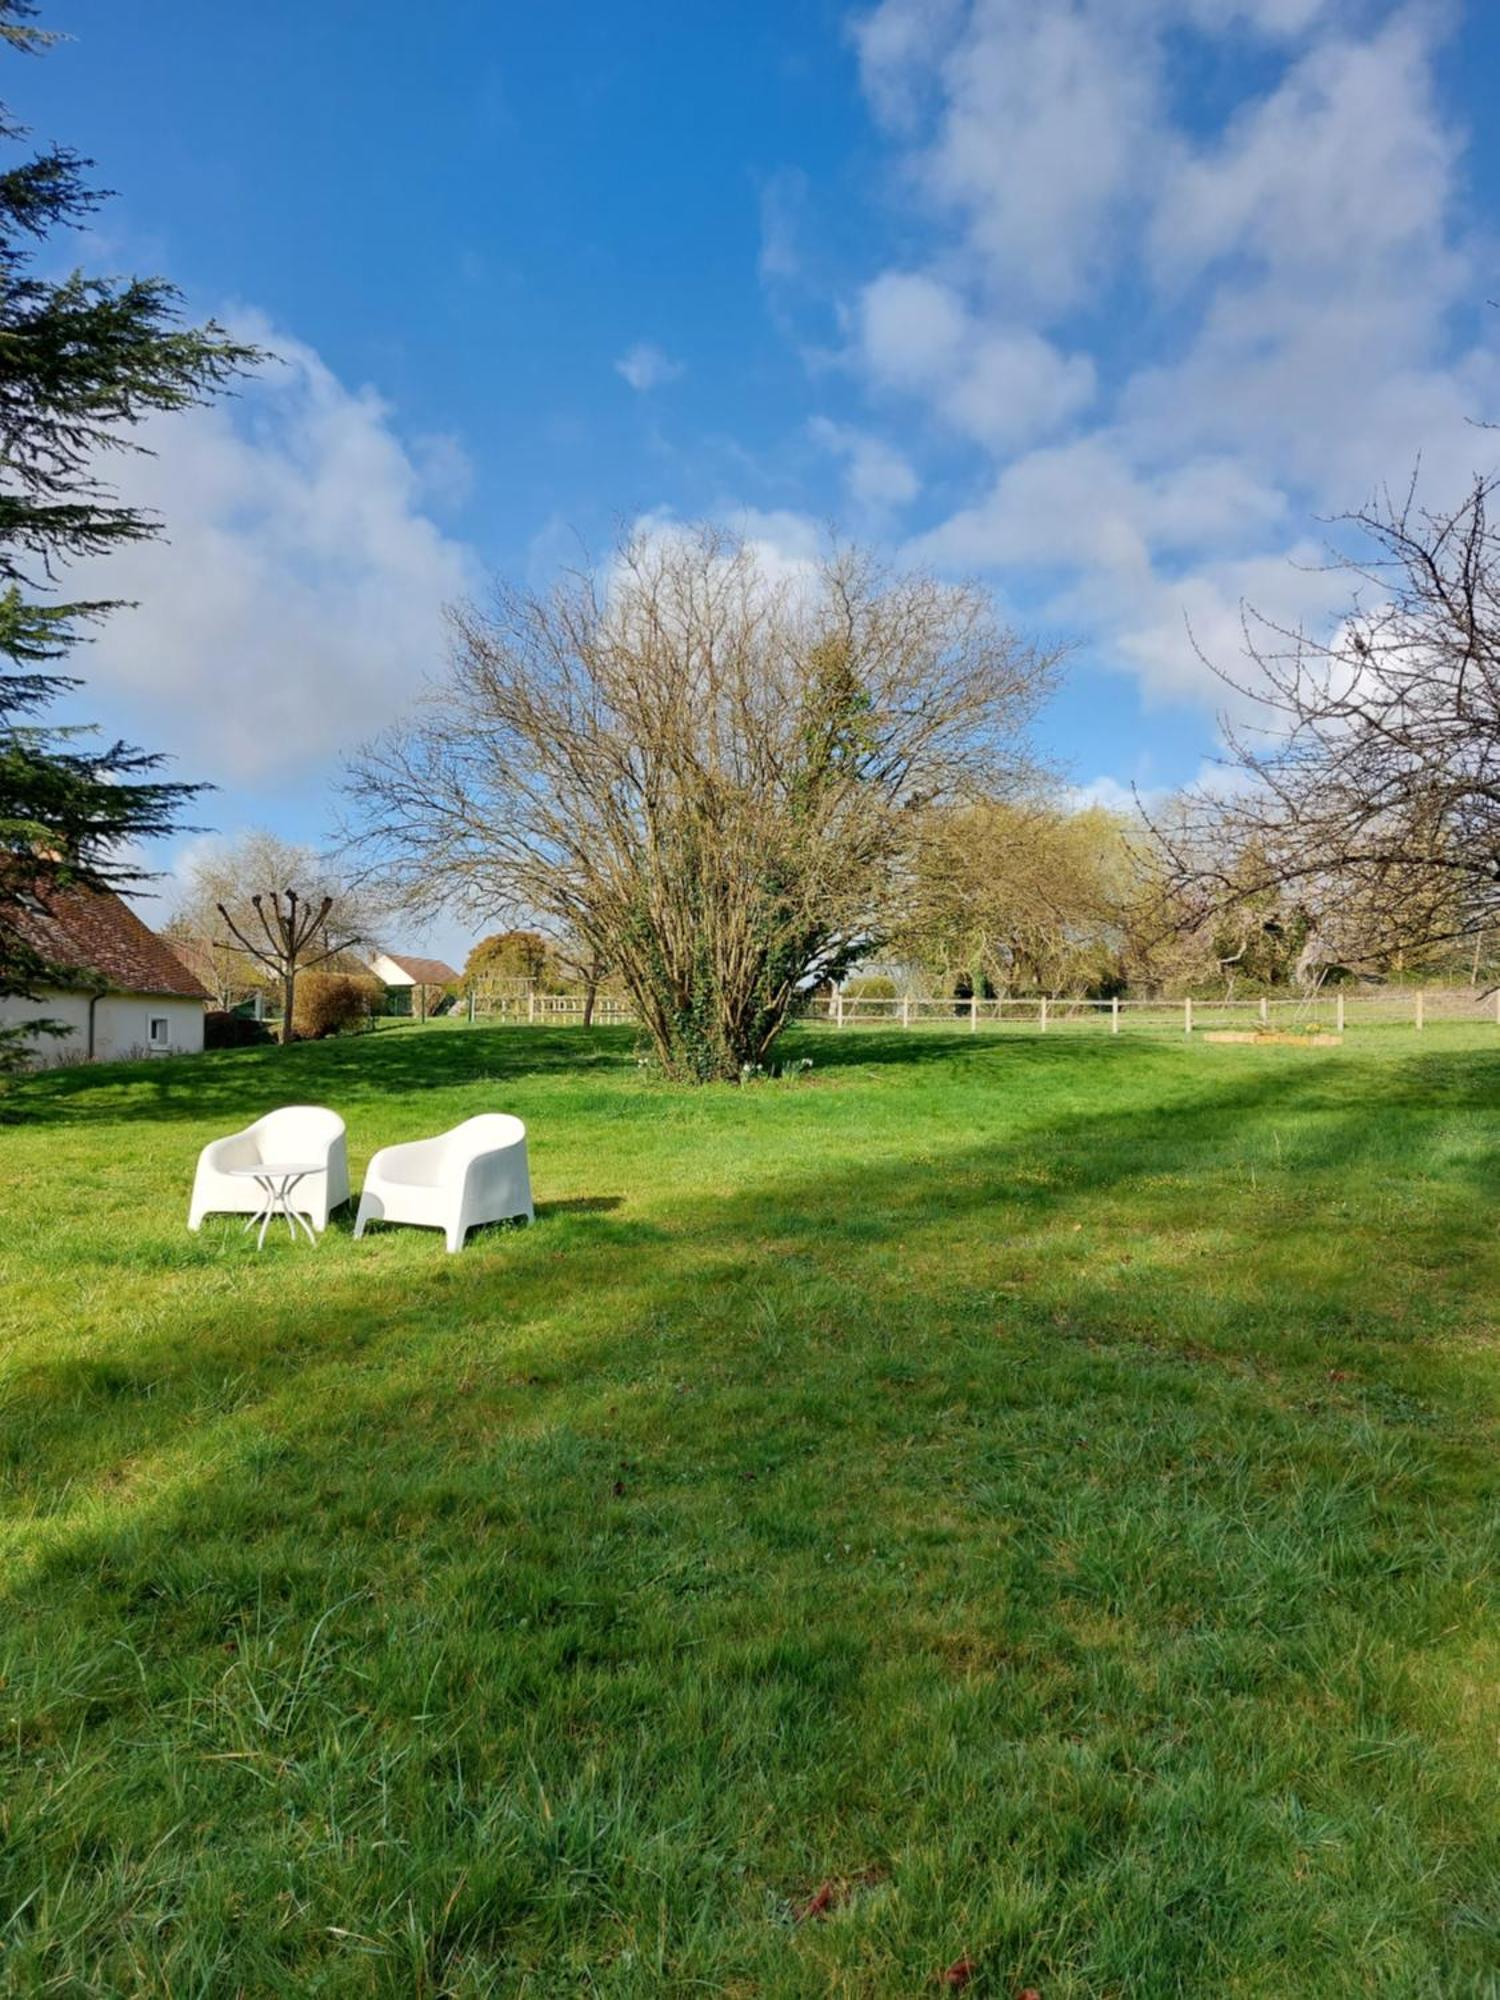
[2, 1021, 1499, 1996]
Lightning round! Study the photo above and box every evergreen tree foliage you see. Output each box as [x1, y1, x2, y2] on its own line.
[0, 0, 259, 1064]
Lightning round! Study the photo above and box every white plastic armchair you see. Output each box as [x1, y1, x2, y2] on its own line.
[354, 1113, 534, 1253]
[187, 1105, 350, 1233]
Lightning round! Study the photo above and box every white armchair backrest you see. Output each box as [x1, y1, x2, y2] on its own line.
[248, 1105, 346, 1162]
[446, 1113, 526, 1162]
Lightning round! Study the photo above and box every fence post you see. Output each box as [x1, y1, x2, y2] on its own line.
[835, 989, 844, 1029]
[1260, 996, 1268, 1026]
[527, 988, 535, 1025]
[1415, 990, 1424, 1031]
[1336, 992, 1345, 1034]
[902, 995, 910, 1030]
[970, 995, 978, 1033]
[1184, 996, 1193, 1036]
[1111, 995, 1119, 1035]
[1039, 996, 1048, 1033]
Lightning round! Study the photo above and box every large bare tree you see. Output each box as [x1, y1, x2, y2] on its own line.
[347, 525, 1054, 1079]
[1154, 473, 1500, 971]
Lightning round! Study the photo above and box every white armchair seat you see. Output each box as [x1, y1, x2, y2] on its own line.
[354, 1113, 533, 1253]
[188, 1106, 350, 1232]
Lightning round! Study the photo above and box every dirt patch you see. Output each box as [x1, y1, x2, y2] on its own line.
[1202, 1030, 1342, 1046]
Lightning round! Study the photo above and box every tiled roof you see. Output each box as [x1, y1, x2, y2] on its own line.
[2, 885, 208, 1000]
[381, 952, 460, 986]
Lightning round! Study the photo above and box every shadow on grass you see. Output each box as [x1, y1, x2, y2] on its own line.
[12, 1022, 642, 1129]
[6, 1036, 1497, 1574]
[5, 1036, 1500, 1993]
[17, 1010, 1496, 1132]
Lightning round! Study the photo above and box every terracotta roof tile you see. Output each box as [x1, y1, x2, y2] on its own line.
[3, 886, 208, 1000]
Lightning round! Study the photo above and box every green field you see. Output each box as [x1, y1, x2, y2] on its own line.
[2, 1022, 1498, 1996]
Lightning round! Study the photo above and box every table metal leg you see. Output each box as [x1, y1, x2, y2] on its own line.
[242, 1172, 319, 1248]
[282, 1173, 318, 1244]
[255, 1174, 278, 1250]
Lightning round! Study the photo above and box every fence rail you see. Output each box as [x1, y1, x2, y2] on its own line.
[824, 990, 1500, 1034]
[460, 985, 1498, 1034]
[468, 989, 636, 1025]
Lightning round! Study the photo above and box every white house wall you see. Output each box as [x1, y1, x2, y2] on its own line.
[0, 990, 205, 1066]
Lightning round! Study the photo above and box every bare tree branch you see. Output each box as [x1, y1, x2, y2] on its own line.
[1148, 470, 1500, 972]
[345, 524, 1058, 1078]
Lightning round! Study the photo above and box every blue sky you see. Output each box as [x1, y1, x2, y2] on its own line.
[14, 0, 1500, 961]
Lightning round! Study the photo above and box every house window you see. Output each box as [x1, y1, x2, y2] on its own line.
[148, 1015, 170, 1049]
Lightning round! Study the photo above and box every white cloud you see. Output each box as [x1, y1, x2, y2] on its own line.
[857, 271, 1095, 449]
[836, 0, 1499, 718]
[859, 270, 970, 388]
[1150, 16, 1456, 289]
[850, 0, 967, 129]
[727, 507, 830, 585]
[808, 416, 920, 509]
[941, 331, 1096, 450]
[615, 341, 685, 392]
[1068, 773, 1147, 815]
[62, 314, 476, 783]
[916, 3, 1158, 310]
[759, 167, 809, 284]
[622, 506, 829, 608]
[910, 437, 1287, 579]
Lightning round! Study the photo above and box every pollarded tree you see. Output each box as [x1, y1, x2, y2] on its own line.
[347, 525, 1055, 1079]
[0, 0, 259, 1068]
[166, 830, 378, 1041]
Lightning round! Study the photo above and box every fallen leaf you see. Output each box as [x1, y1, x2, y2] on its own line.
[794, 1867, 885, 1923]
[795, 1881, 839, 1922]
[939, 1959, 977, 1988]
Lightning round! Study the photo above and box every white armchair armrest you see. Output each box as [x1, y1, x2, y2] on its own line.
[355, 1114, 533, 1252]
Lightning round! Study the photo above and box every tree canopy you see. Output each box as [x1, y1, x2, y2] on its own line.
[0, 0, 259, 1066]
[348, 525, 1056, 1078]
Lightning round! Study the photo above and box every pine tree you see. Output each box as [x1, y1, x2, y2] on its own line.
[0, 0, 260, 1065]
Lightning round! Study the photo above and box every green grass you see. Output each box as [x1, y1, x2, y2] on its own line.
[2, 1020, 1499, 1997]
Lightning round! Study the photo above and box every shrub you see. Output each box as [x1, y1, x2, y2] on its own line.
[204, 1010, 272, 1050]
[291, 972, 382, 1041]
[841, 974, 898, 1001]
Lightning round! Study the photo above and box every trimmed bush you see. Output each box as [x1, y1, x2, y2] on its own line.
[204, 1010, 272, 1050]
[292, 972, 382, 1041]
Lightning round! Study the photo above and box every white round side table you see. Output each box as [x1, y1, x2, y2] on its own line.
[226, 1163, 325, 1249]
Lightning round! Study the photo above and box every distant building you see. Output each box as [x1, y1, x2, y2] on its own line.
[0, 886, 208, 1064]
[368, 951, 460, 1019]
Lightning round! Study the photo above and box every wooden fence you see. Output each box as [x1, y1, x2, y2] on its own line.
[463, 981, 1499, 1034]
[825, 990, 1500, 1033]
[467, 987, 636, 1026]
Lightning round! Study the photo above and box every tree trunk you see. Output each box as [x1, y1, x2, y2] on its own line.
[280, 969, 296, 1045]
[582, 979, 597, 1028]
